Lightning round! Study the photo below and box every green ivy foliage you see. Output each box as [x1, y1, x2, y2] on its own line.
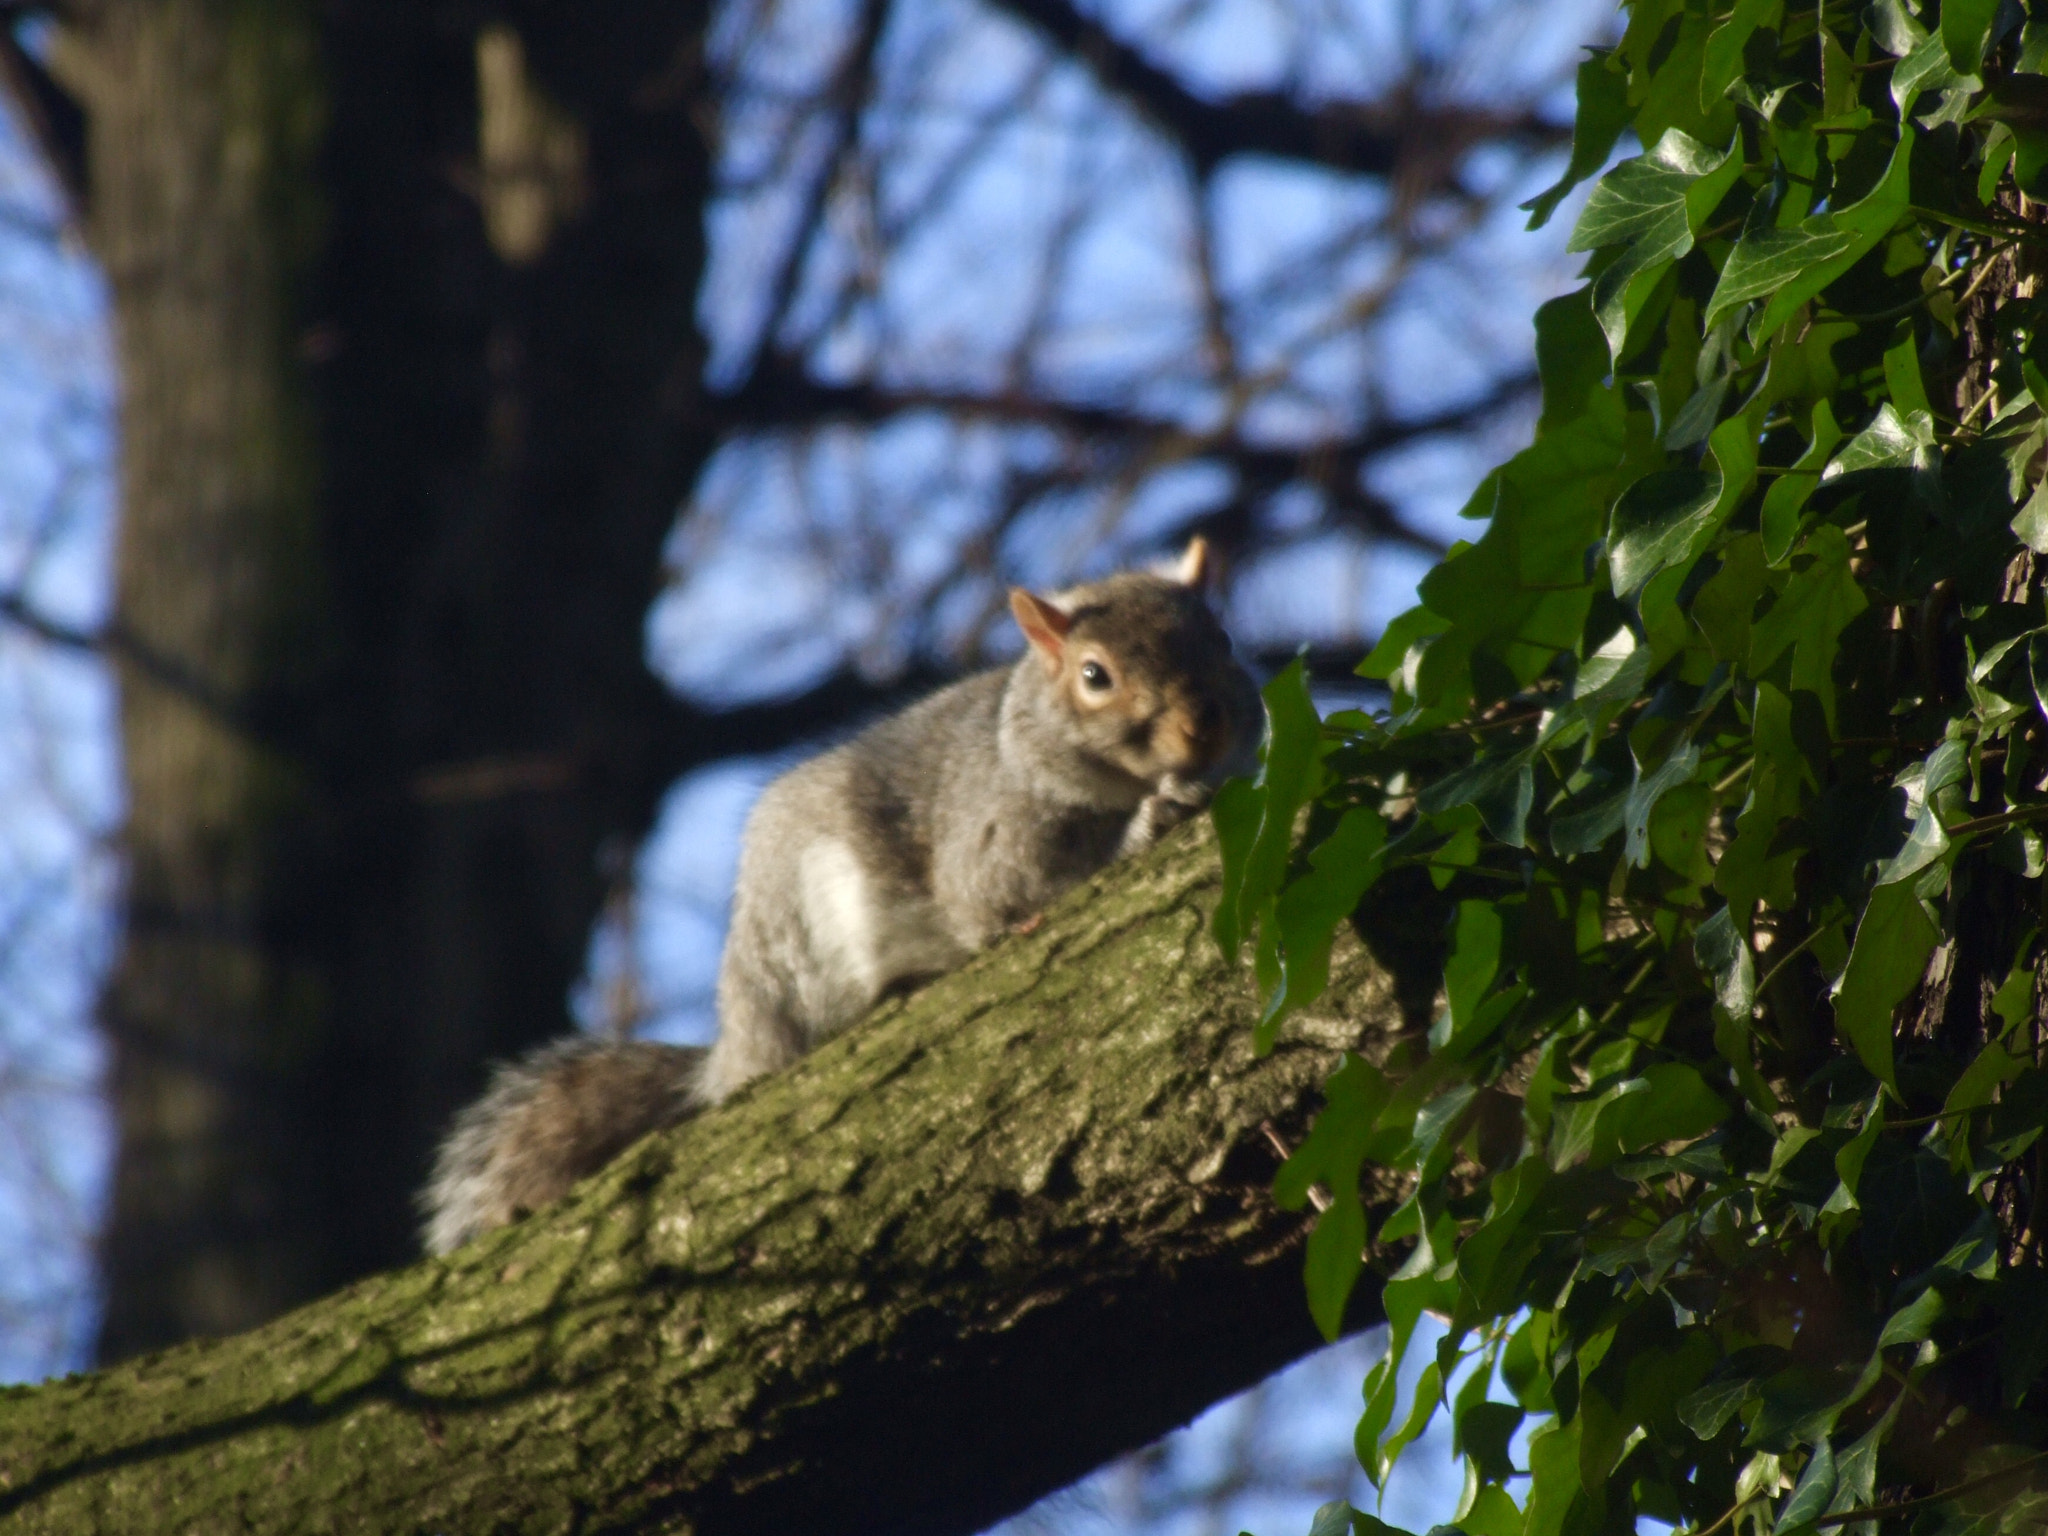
[1216, 5, 2048, 1535]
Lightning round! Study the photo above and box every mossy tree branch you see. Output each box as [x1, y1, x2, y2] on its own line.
[0, 826, 1406, 1535]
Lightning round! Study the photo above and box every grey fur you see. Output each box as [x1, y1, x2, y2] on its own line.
[420, 1037, 702, 1254]
[420, 555, 1261, 1252]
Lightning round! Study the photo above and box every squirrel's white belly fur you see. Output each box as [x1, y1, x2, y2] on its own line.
[796, 835, 967, 1018]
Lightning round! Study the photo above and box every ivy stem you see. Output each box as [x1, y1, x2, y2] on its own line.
[1755, 924, 1827, 997]
[1597, 954, 1659, 1026]
[1810, 1448, 2048, 1527]
[1910, 206, 2048, 242]
[1955, 243, 2016, 312]
[1817, 244, 1997, 327]
[1711, 757, 1754, 795]
[1945, 803, 2048, 837]
[1682, 1492, 1766, 1536]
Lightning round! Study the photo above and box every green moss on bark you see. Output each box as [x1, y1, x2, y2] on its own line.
[0, 826, 1403, 1534]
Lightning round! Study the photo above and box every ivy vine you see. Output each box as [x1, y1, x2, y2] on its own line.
[1217, 4, 2048, 1535]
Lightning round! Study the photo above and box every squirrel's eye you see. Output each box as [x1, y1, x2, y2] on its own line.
[1079, 660, 1112, 691]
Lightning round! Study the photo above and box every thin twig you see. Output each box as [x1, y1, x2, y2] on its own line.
[1812, 1449, 2048, 1528]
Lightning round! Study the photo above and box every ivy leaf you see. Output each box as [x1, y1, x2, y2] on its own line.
[1421, 753, 1535, 848]
[1892, 31, 1968, 112]
[1304, 1191, 1369, 1343]
[1679, 1368, 1765, 1440]
[1624, 737, 1702, 870]
[1458, 1156, 1551, 1312]
[1776, 1437, 1838, 1533]
[1701, 0, 1781, 108]
[1827, 1095, 1884, 1211]
[1551, 787, 1630, 859]
[1696, 905, 1757, 1023]
[1209, 775, 1262, 959]
[1569, 130, 1731, 252]
[1942, 0, 2001, 77]
[1521, 1416, 1586, 1536]
[1609, 468, 1723, 596]
[1526, 51, 1633, 229]
[1573, 130, 1742, 361]
[1276, 1054, 1391, 1211]
[1876, 1286, 1946, 1349]
[1693, 533, 1768, 664]
[1535, 289, 1611, 431]
[1704, 128, 1914, 337]
[1281, 1055, 1392, 1338]
[1458, 1400, 1527, 1485]
[1993, 957, 2037, 1032]
[1357, 604, 1451, 684]
[1866, 0, 1926, 57]
[1569, 626, 1653, 726]
[1264, 806, 1387, 1039]
[1826, 1404, 1899, 1531]
[1747, 526, 1869, 729]
[1360, 1270, 1460, 1485]
[1882, 323, 1933, 423]
[1412, 1083, 1479, 1180]
[1409, 388, 1621, 709]
[1444, 901, 1503, 1037]
[2011, 476, 2048, 554]
[1705, 207, 1857, 334]
[1215, 660, 1324, 972]
[1590, 1063, 1730, 1165]
[1823, 403, 1938, 479]
[1832, 880, 1936, 1094]
[1873, 800, 1950, 888]
[1761, 401, 1843, 565]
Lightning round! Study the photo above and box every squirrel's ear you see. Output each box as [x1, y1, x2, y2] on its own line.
[1009, 588, 1071, 672]
[1170, 535, 1213, 589]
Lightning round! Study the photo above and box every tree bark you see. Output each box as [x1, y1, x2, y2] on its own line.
[67, 0, 337, 1354]
[0, 827, 1402, 1535]
[62, 0, 724, 1361]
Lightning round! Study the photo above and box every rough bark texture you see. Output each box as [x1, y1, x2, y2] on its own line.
[0, 827, 1402, 1535]
[64, 0, 722, 1361]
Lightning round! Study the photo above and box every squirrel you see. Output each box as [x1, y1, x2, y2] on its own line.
[419, 537, 1263, 1255]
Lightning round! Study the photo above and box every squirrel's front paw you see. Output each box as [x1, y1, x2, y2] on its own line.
[1121, 775, 1210, 855]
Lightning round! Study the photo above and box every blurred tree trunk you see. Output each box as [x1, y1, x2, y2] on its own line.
[58, 0, 716, 1362]
[0, 829, 1398, 1536]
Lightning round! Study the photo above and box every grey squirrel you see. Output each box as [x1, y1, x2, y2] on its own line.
[420, 538, 1263, 1254]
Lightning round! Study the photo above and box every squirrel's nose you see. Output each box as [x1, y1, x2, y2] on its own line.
[1170, 697, 1227, 767]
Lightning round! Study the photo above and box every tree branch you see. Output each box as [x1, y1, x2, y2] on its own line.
[977, 0, 1567, 178]
[0, 7, 87, 219]
[0, 827, 1401, 1535]
[715, 357, 1532, 562]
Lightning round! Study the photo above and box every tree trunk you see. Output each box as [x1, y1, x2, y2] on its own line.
[0, 828, 1402, 1535]
[63, 0, 719, 1361]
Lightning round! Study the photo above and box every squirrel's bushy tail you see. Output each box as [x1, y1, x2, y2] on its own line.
[419, 1037, 705, 1255]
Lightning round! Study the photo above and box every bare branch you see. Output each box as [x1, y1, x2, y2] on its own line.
[0, 8, 86, 219]
[725, 0, 890, 389]
[977, 0, 1567, 179]
[714, 356, 1534, 559]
